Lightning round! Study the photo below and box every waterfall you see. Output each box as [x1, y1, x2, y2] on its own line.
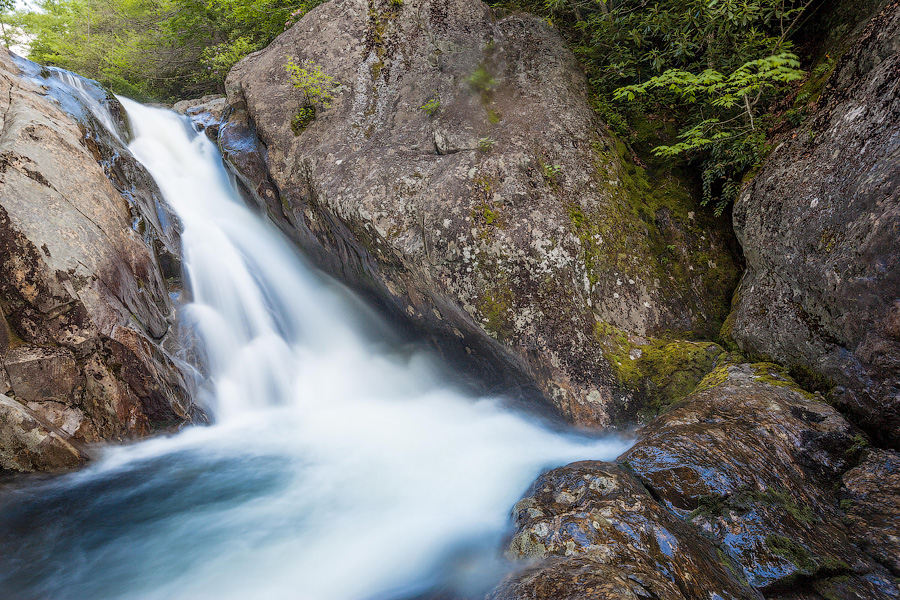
[0, 95, 629, 600]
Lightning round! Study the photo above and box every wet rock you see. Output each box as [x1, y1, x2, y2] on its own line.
[488, 557, 686, 600]
[222, 0, 739, 427]
[841, 449, 900, 576]
[729, 0, 900, 448]
[173, 94, 225, 116]
[499, 461, 760, 600]
[620, 363, 898, 596]
[176, 95, 227, 140]
[0, 394, 84, 472]
[0, 49, 196, 471]
[25, 400, 100, 443]
[4, 345, 81, 404]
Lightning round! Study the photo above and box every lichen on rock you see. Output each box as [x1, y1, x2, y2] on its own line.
[220, 0, 740, 429]
[729, 0, 900, 448]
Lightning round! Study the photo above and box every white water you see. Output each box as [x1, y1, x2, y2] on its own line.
[0, 98, 629, 600]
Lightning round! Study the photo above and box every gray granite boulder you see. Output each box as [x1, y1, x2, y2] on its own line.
[729, 0, 900, 448]
[221, 0, 739, 428]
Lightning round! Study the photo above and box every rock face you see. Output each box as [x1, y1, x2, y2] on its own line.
[840, 449, 900, 577]
[174, 94, 227, 140]
[0, 50, 197, 472]
[497, 364, 900, 599]
[729, 0, 900, 448]
[0, 394, 85, 472]
[497, 461, 761, 600]
[222, 0, 739, 427]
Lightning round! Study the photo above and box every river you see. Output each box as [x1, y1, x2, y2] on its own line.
[0, 92, 628, 600]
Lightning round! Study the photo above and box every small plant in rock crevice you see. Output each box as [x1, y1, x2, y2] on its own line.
[477, 137, 495, 153]
[541, 161, 562, 184]
[468, 65, 498, 94]
[284, 57, 340, 135]
[421, 97, 441, 116]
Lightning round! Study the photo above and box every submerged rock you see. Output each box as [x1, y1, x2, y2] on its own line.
[220, 0, 739, 427]
[729, 0, 900, 448]
[0, 49, 197, 472]
[175, 95, 227, 140]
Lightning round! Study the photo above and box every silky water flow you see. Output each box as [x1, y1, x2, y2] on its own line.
[0, 94, 630, 600]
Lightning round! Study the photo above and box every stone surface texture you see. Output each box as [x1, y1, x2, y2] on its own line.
[0, 49, 196, 472]
[221, 0, 740, 427]
[498, 364, 900, 599]
[730, 0, 900, 448]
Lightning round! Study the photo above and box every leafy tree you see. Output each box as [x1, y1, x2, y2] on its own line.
[613, 51, 804, 213]
[488, 0, 814, 215]
[13, 0, 329, 100]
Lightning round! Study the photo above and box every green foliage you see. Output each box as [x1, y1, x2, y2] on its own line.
[467, 65, 498, 93]
[291, 105, 316, 135]
[420, 97, 441, 116]
[477, 137, 495, 153]
[201, 36, 260, 85]
[541, 162, 562, 183]
[488, 0, 815, 216]
[13, 0, 329, 100]
[285, 58, 339, 108]
[615, 53, 803, 146]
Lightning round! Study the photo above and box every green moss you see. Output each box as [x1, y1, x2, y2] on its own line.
[593, 321, 725, 416]
[473, 204, 499, 225]
[844, 433, 869, 465]
[718, 309, 739, 350]
[470, 173, 504, 234]
[716, 548, 750, 587]
[468, 64, 498, 94]
[691, 487, 816, 524]
[762, 488, 817, 524]
[487, 108, 502, 124]
[576, 132, 740, 340]
[766, 535, 814, 571]
[752, 363, 818, 401]
[692, 364, 731, 394]
[477, 284, 514, 341]
[786, 363, 835, 397]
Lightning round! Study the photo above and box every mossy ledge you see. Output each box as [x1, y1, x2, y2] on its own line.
[593, 321, 730, 419]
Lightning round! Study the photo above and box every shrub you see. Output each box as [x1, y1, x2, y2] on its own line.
[285, 57, 340, 109]
[421, 97, 440, 116]
[477, 137, 495, 152]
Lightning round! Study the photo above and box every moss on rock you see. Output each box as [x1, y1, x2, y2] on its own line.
[594, 321, 727, 417]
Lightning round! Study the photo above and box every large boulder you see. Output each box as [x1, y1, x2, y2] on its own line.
[495, 461, 761, 600]
[0, 49, 197, 472]
[729, 0, 900, 447]
[498, 364, 900, 599]
[620, 363, 896, 596]
[221, 0, 739, 427]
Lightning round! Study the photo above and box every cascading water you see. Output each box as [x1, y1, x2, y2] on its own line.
[0, 94, 630, 600]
